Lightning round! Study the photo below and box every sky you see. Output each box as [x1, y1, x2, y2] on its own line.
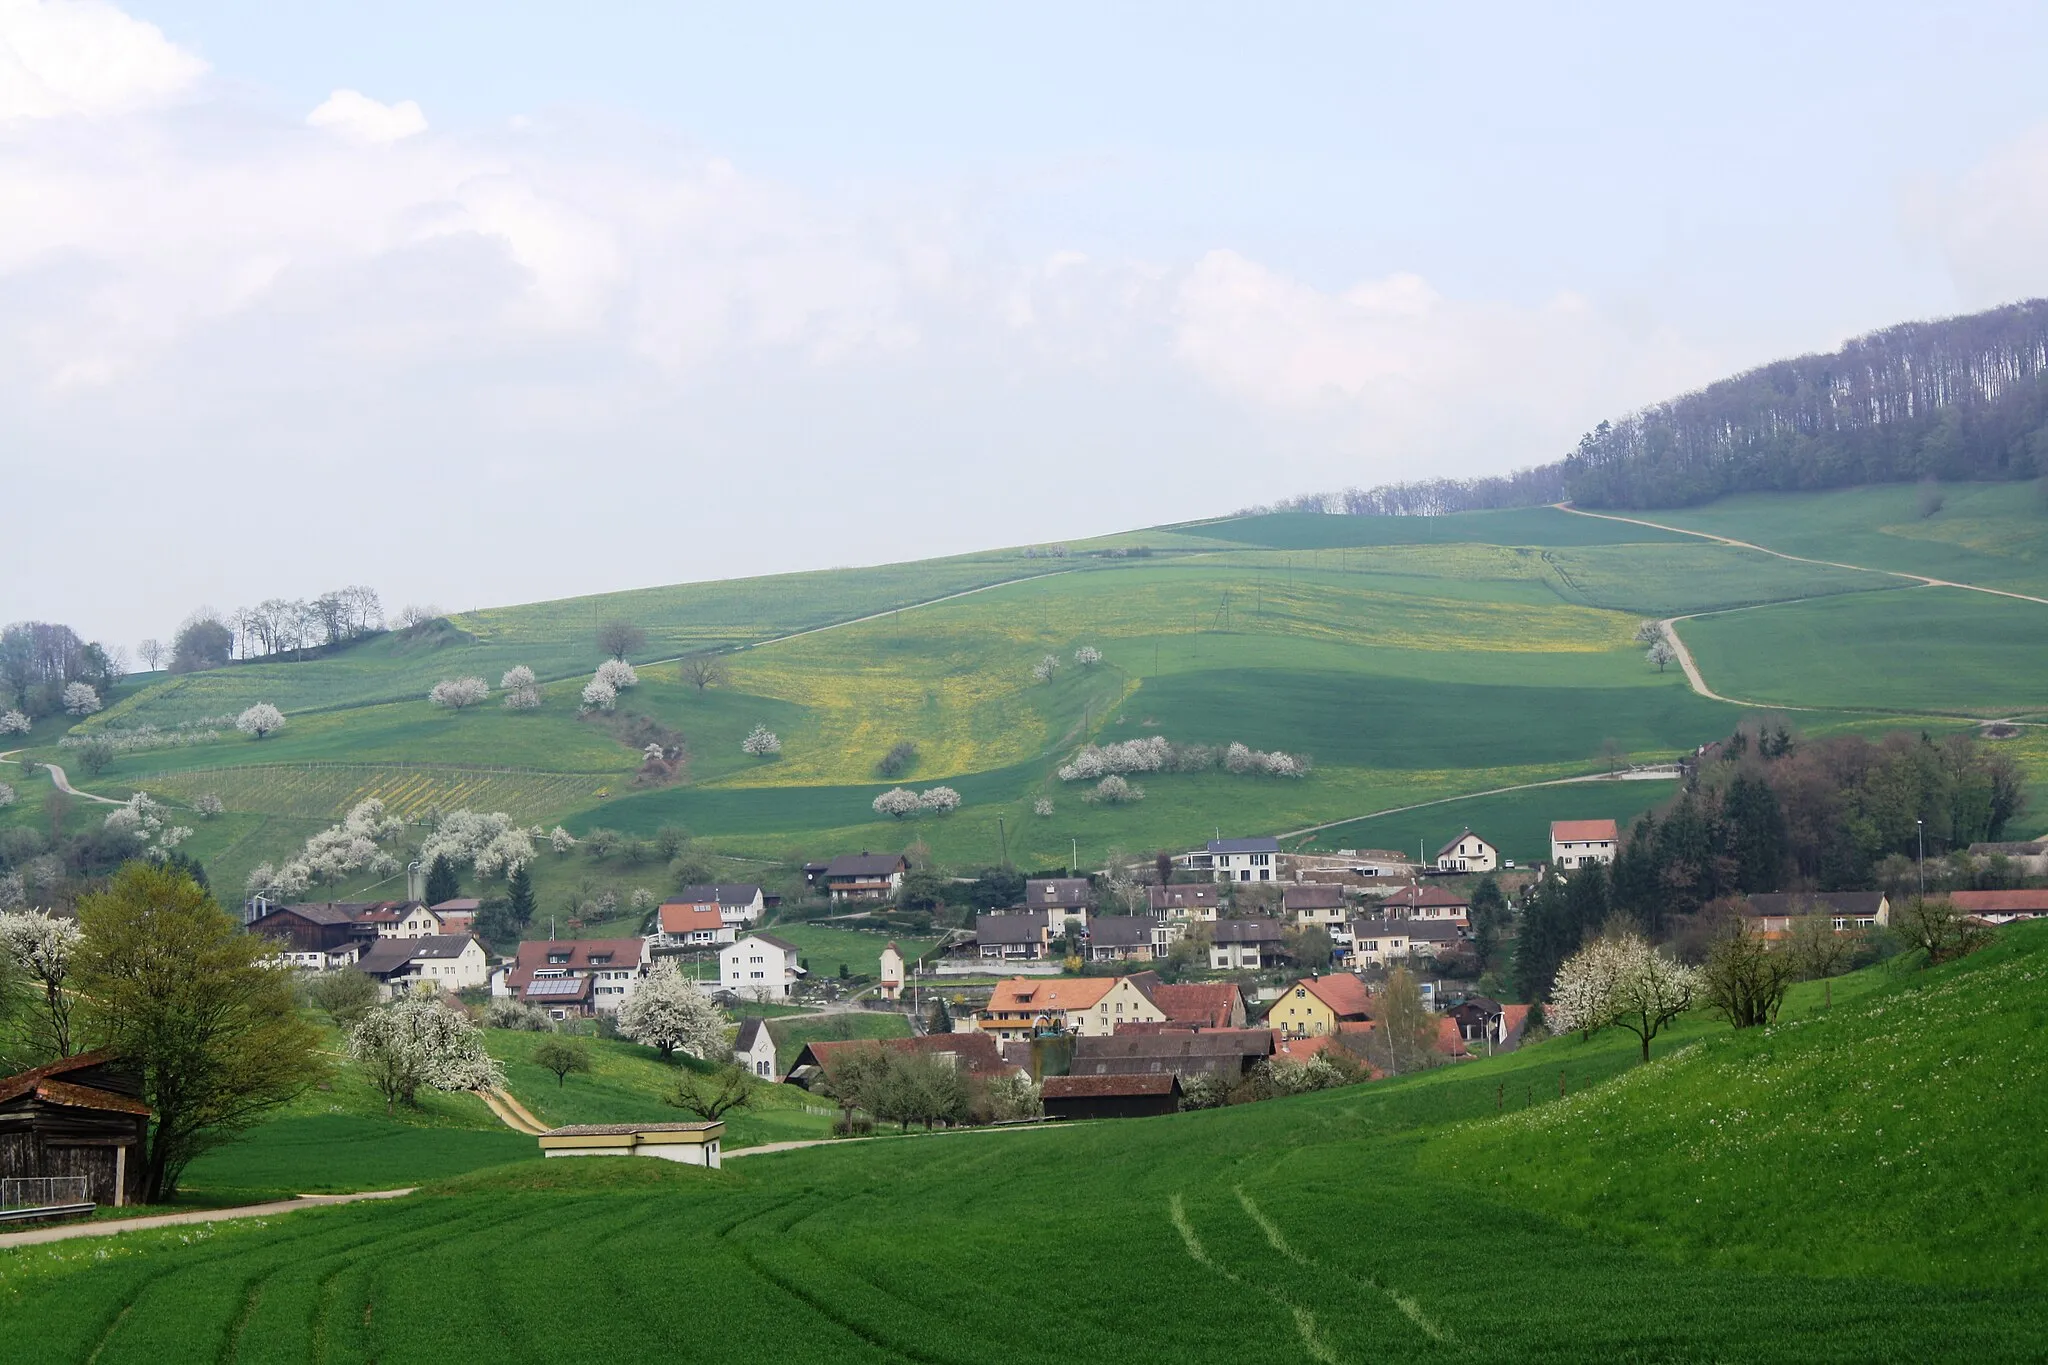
[6, 0, 2048, 654]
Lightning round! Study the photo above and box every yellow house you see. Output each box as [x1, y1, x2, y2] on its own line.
[1078, 975, 1168, 1036]
[1268, 974, 1374, 1040]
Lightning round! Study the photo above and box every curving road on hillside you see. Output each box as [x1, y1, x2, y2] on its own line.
[0, 752, 123, 806]
[1554, 503, 2048, 715]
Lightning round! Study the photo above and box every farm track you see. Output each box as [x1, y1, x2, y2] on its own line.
[1276, 766, 1684, 843]
[0, 1188, 416, 1249]
[0, 754, 123, 806]
[1556, 503, 2048, 722]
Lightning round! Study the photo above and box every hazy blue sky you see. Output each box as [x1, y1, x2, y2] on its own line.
[7, 1, 2048, 649]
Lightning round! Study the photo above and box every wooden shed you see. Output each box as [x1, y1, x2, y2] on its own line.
[0, 1052, 150, 1211]
[1041, 1072, 1182, 1121]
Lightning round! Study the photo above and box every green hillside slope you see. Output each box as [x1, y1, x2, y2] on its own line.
[17, 486, 2048, 901]
[10, 927, 2045, 1362]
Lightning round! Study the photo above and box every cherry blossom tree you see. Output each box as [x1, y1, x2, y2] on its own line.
[500, 666, 542, 710]
[1083, 775, 1143, 804]
[0, 710, 29, 736]
[418, 809, 534, 880]
[1073, 645, 1101, 667]
[580, 678, 617, 713]
[62, 682, 102, 716]
[615, 960, 729, 1061]
[917, 786, 962, 815]
[104, 792, 192, 858]
[1646, 640, 1677, 672]
[1031, 654, 1061, 683]
[873, 787, 922, 819]
[549, 825, 578, 854]
[246, 798, 405, 894]
[1549, 934, 1701, 1061]
[596, 658, 639, 691]
[235, 703, 286, 739]
[0, 909, 82, 1055]
[348, 990, 505, 1116]
[429, 677, 490, 709]
[192, 793, 224, 818]
[1032, 797, 1054, 817]
[741, 724, 781, 756]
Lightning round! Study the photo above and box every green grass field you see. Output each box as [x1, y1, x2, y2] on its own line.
[10, 925, 2046, 1361]
[760, 924, 943, 982]
[30, 486, 2048, 904]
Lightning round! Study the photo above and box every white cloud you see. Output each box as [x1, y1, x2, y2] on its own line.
[0, 0, 205, 122]
[305, 88, 427, 145]
[1912, 123, 2048, 309]
[0, 1, 1736, 652]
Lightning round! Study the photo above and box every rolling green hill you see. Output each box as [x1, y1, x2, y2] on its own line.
[13, 484, 2048, 903]
[11, 924, 2046, 1362]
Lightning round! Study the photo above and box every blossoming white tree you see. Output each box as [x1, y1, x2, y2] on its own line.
[917, 785, 962, 815]
[549, 825, 578, 854]
[1646, 640, 1677, 673]
[873, 787, 922, 819]
[347, 991, 505, 1116]
[245, 797, 406, 895]
[580, 678, 617, 713]
[1549, 933, 1700, 1061]
[1083, 774, 1143, 804]
[500, 666, 542, 710]
[741, 724, 781, 756]
[192, 792, 224, 817]
[1073, 645, 1101, 668]
[1031, 654, 1061, 683]
[615, 960, 730, 1061]
[418, 809, 534, 881]
[596, 658, 639, 691]
[0, 909, 82, 1055]
[429, 676, 490, 709]
[103, 792, 192, 858]
[235, 703, 286, 739]
[1032, 796, 1054, 817]
[1058, 736, 1173, 782]
[0, 710, 29, 736]
[62, 682, 102, 716]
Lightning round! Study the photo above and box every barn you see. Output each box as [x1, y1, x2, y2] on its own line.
[0, 1052, 150, 1212]
[1040, 1072, 1182, 1120]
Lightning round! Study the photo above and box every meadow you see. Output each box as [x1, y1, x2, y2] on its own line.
[28, 486, 2048, 917]
[9, 927, 2046, 1362]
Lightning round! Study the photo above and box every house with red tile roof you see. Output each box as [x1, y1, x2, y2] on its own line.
[1945, 890, 2048, 925]
[655, 902, 735, 949]
[1550, 818, 1619, 868]
[1147, 982, 1247, 1030]
[1269, 974, 1373, 1039]
[500, 938, 650, 1017]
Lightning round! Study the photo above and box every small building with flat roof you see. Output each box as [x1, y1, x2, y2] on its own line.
[538, 1122, 724, 1167]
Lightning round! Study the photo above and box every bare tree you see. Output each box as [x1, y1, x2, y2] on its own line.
[138, 638, 165, 672]
[679, 654, 729, 691]
[672, 1065, 755, 1121]
[1785, 913, 1857, 1007]
[395, 604, 443, 630]
[597, 620, 646, 660]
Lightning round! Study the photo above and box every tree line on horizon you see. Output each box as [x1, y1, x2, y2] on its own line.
[1254, 298, 2048, 517]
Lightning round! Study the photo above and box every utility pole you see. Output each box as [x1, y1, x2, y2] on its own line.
[1072, 837, 1079, 877]
[998, 815, 1010, 870]
[1917, 817, 1925, 898]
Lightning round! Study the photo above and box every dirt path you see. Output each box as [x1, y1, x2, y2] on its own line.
[479, 1088, 548, 1135]
[0, 1188, 415, 1249]
[1551, 502, 2048, 717]
[0, 752, 123, 806]
[1276, 765, 1684, 842]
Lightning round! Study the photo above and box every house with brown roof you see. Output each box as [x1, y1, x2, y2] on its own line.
[977, 911, 1053, 961]
[1551, 819, 1619, 868]
[1269, 974, 1373, 1039]
[1435, 829, 1498, 873]
[1148, 884, 1221, 920]
[784, 1032, 1013, 1089]
[1069, 1029, 1273, 1080]
[1966, 841, 2048, 876]
[1209, 917, 1285, 970]
[976, 975, 1166, 1040]
[1741, 892, 1889, 938]
[1147, 982, 1248, 1030]
[821, 852, 909, 902]
[1374, 884, 1471, 925]
[1041, 1072, 1181, 1120]
[247, 901, 376, 970]
[1024, 878, 1093, 933]
[1944, 890, 2048, 925]
[501, 937, 650, 1016]
[655, 902, 737, 949]
[1282, 884, 1349, 932]
[0, 1052, 150, 1209]
[355, 934, 490, 998]
[1087, 914, 1180, 963]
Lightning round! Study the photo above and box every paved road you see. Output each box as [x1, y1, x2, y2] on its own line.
[0, 751, 124, 806]
[1275, 766, 1684, 841]
[0, 1188, 415, 1249]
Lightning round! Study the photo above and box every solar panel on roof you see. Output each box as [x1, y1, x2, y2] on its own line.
[525, 979, 583, 997]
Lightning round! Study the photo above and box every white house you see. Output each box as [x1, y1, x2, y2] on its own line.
[499, 938, 650, 1018]
[354, 934, 491, 997]
[1022, 878, 1093, 934]
[879, 942, 906, 1001]
[674, 883, 766, 927]
[538, 1122, 723, 1168]
[1180, 836, 1280, 883]
[655, 902, 738, 950]
[1550, 819, 1619, 868]
[733, 1017, 779, 1080]
[721, 933, 805, 1002]
[1435, 830, 1498, 873]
